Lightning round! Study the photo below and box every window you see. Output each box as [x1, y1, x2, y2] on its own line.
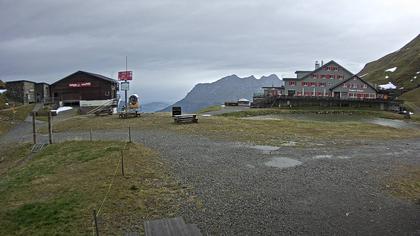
[362, 84, 368, 89]
[289, 81, 296, 86]
[312, 74, 317, 78]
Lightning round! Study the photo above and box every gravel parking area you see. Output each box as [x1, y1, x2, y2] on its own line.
[1, 125, 420, 235]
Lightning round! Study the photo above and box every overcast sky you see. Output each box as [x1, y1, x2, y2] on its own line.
[1, 0, 419, 103]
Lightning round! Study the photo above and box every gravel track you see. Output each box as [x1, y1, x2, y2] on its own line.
[1, 124, 420, 235]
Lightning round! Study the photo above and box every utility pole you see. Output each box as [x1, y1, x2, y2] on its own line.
[125, 56, 128, 114]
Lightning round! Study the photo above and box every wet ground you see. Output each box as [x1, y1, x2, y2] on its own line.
[243, 113, 420, 129]
[1, 118, 420, 235]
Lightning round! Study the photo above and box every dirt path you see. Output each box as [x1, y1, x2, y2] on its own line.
[1, 126, 420, 235]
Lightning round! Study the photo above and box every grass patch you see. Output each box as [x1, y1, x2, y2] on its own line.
[197, 105, 223, 113]
[388, 165, 420, 205]
[220, 108, 406, 120]
[46, 112, 420, 147]
[0, 104, 34, 135]
[0, 93, 7, 110]
[0, 141, 190, 235]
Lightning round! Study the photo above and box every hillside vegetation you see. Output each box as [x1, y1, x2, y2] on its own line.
[400, 87, 420, 112]
[0, 104, 34, 135]
[358, 34, 420, 90]
[0, 141, 190, 235]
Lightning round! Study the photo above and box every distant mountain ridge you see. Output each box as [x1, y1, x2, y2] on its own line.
[358, 34, 420, 90]
[161, 74, 283, 112]
[142, 102, 170, 112]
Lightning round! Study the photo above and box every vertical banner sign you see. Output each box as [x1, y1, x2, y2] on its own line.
[118, 71, 133, 81]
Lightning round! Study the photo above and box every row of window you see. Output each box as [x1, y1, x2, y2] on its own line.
[323, 66, 339, 71]
[342, 83, 368, 89]
[312, 74, 345, 79]
[296, 92, 331, 97]
[301, 82, 331, 87]
[348, 93, 376, 98]
[293, 92, 376, 99]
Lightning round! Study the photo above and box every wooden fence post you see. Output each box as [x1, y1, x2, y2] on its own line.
[121, 150, 125, 177]
[32, 112, 36, 144]
[93, 209, 99, 236]
[128, 126, 132, 143]
[48, 111, 53, 144]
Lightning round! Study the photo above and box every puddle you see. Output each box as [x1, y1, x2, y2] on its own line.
[313, 154, 352, 160]
[281, 141, 298, 147]
[201, 114, 212, 117]
[365, 118, 420, 129]
[242, 114, 420, 130]
[246, 164, 255, 168]
[264, 157, 302, 168]
[241, 144, 280, 154]
[313, 155, 333, 159]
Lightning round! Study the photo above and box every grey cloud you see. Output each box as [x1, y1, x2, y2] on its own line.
[1, 0, 419, 103]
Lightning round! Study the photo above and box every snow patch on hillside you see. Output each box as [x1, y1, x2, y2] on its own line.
[379, 82, 397, 90]
[385, 67, 397, 72]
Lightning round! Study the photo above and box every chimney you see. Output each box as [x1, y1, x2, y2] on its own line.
[321, 60, 324, 66]
[315, 61, 320, 69]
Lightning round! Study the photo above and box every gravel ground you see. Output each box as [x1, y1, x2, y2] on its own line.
[1, 125, 420, 235]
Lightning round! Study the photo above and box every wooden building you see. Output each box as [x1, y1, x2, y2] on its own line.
[282, 60, 378, 99]
[51, 71, 118, 106]
[35, 82, 50, 103]
[5, 80, 36, 104]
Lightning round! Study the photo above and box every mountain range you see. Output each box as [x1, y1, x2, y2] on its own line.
[162, 74, 283, 113]
[141, 102, 171, 113]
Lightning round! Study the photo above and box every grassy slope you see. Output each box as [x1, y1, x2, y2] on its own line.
[0, 94, 7, 109]
[358, 34, 420, 90]
[389, 165, 420, 205]
[0, 104, 34, 135]
[0, 141, 191, 235]
[197, 105, 223, 113]
[46, 110, 420, 147]
[400, 87, 420, 109]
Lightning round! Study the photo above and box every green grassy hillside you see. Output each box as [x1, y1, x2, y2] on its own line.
[358, 34, 420, 90]
[0, 141, 189, 235]
[400, 87, 420, 112]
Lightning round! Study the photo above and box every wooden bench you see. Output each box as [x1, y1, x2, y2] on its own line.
[173, 114, 198, 124]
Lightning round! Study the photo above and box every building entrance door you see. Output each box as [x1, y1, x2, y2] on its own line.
[287, 90, 296, 96]
[334, 92, 341, 98]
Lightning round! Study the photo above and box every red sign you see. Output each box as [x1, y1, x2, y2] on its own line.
[69, 82, 92, 87]
[118, 71, 133, 81]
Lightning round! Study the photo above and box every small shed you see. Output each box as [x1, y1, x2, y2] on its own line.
[238, 98, 250, 106]
[35, 82, 50, 103]
[262, 86, 285, 97]
[5, 80, 36, 104]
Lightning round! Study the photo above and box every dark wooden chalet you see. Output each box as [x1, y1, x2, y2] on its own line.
[51, 71, 118, 105]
